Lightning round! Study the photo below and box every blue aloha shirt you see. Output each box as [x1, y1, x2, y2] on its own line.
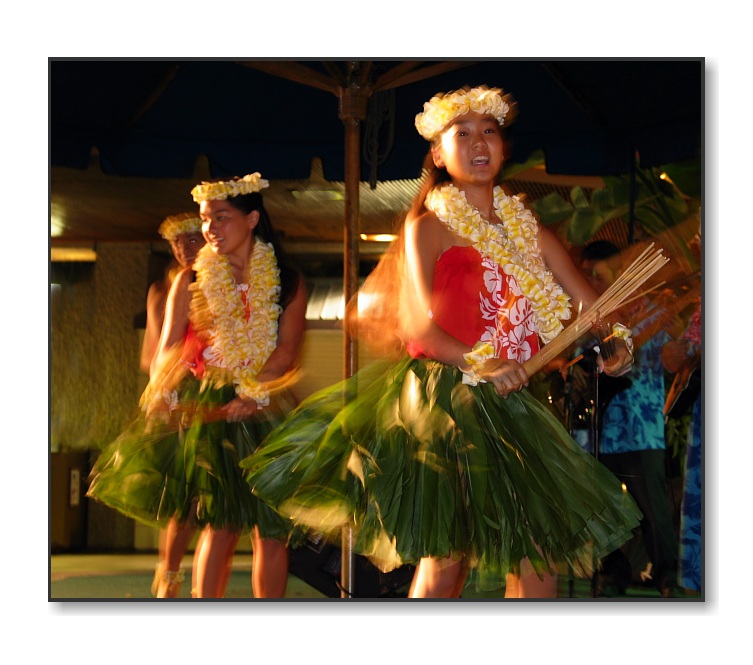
[680, 397, 702, 591]
[599, 323, 671, 455]
[679, 302, 702, 592]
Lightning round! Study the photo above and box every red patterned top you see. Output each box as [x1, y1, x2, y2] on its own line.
[407, 245, 540, 362]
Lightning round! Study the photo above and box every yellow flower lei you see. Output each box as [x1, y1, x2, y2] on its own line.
[191, 172, 269, 203]
[190, 238, 282, 405]
[158, 212, 202, 242]
[425, 183, 571, 344]
[414, 85, 515, 141]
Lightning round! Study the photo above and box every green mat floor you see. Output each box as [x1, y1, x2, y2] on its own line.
[50, 552, 672, 601]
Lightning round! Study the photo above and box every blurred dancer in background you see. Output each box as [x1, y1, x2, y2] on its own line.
[89, 175, 307, 598]
[142, 213, 205, 597]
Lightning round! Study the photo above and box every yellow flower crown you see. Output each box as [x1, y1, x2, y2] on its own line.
[158, 212, 203, 242]
[415, 85, 515, 141]
[191, 172, 269, 203]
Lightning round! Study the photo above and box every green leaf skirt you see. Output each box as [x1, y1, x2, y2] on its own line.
[241, 356, 642, 591]
[87, 377, 299, 540]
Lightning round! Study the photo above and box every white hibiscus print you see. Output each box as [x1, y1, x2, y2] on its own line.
[203, 343, 226, 368]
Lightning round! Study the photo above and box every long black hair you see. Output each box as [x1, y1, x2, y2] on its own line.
[224, 191, 302, 310]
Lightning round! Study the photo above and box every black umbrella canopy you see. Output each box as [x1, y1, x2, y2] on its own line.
[50, 59, 703, 182]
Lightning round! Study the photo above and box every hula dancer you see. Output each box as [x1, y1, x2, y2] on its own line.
[242, 87, 642, 598]
[88, 173, 307, 598]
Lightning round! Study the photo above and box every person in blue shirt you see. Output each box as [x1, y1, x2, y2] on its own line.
[663, 298, 702, 595]
[581, 241, 682, 597]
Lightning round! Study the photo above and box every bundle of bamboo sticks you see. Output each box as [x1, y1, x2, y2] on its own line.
[524, 243, 670, 376]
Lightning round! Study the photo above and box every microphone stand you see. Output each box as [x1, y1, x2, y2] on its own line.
[562, 366, 576, 599]
[565, 347, 601, 597]
[589, 322, 615, 598]
[554, 335, 608, 598]
[589, 351, 601, 598]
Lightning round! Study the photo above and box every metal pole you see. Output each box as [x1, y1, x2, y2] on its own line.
[341, 95, 362, 383]
[338, 77, 368, 598]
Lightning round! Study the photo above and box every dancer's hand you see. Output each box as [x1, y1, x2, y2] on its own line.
[599, 339, 633, 377]
[478, 358, 529, 398]
[221, 396, 262, 422]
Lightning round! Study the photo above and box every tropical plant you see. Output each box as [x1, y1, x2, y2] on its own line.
[525, 155, 701, 254]
[509, 153, 703, 465]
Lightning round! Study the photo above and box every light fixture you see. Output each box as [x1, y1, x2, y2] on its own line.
[360, 233, 397, 243]
[51, 246, 97, 262]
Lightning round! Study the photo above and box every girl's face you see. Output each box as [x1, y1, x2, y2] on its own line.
[431, 111, 504, 186]
[199, 200, 258, 256]
[170, 232, 205, 268]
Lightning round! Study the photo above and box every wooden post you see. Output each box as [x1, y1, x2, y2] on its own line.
[337, 78, 369, 598]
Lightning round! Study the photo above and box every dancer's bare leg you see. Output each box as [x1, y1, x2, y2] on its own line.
[194, 527, 240, 598]
[156, 517, 196, 598]
[449, 561, 469, 598]
[409, 556, 466, 598]
[190, 528, 208, 597]
[152, 529, 168, 597]
[251, 527, 289, 598]
[505, 557, 558, 598]
[504, 572, 520, 598]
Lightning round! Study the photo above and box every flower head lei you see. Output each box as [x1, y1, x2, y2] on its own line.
[191, 172, 269, 204]
[158, 212, 202, 242]
[425, 183, 572, 343]
[415, 85, 516, 141]
[190, 238, 282, 406]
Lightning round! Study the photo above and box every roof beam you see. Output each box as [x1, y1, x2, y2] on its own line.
[373, 60, 477, 91]
[238, 61, 339, 95]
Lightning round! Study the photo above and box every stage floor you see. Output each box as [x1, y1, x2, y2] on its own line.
[49, 552, 689, 601]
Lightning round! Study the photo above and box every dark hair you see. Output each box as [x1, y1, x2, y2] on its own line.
[407, 152, 453, 221]
[225, 191, 302, 309]
[581, 240, 620, 262]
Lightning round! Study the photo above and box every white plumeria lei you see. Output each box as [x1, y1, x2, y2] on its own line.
[192, 238, 282, 405]
[425, 183, 571, 345]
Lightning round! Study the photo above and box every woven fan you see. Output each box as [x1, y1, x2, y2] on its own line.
[524, 243, 670, 376]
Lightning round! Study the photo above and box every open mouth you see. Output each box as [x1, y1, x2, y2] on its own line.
[472, 156, 490, 166]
